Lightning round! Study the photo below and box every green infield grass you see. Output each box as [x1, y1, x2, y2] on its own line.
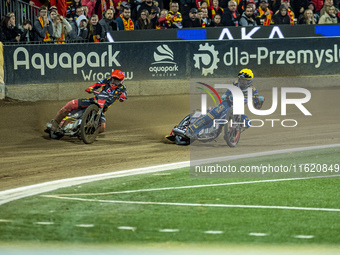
[0, 147, 339, 246]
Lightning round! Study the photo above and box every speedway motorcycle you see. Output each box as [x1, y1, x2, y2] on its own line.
[166, 94, 265, 147]
[45, 93, 104, 144]
[166, 106, 243, 147]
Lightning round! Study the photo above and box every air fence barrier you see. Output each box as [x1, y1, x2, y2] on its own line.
[2, 35, 340, 101]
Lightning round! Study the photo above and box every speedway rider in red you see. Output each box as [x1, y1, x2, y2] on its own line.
[51, 70, 127, 134]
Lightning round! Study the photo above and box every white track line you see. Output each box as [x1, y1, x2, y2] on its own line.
[249, 233, 268, 237]
[75, 224, 94, 228]
[1, 144, 340, 206]
[0, 219, 13, 223]
[41, 196, 340, 212]
[0, 161, 189, 206]
[294, 235, 314, 239]
[159, 229, 179, 233]
[51, 174, 340, 197]
[34, 222, 55, 225]
[117, 226, 136, 231]
[204, 231, 224, 234]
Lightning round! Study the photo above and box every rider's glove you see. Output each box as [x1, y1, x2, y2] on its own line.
[222, 94, 233, 102]
[85, 87, 93, 93]
[119, 93, 126, 102]
[254, 96, 265, 109]
[222, 95, 233, 102]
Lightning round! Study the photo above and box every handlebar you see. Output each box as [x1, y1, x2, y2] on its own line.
[222, 94, 265, 103]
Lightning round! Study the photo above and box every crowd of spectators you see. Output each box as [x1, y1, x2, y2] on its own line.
[1, 0, 340, 43]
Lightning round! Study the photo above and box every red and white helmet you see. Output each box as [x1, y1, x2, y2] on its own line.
[111, 70, 125, 82]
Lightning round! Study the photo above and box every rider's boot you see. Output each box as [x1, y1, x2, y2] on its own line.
[51, 110, 68, 132]
[98, 123, 106, 133]
[240, 115, 250, 132]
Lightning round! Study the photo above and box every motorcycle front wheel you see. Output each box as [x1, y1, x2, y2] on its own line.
[223, 107, 241, 147]
[80, 104, 101, 144]
[175, 113, 192, 145]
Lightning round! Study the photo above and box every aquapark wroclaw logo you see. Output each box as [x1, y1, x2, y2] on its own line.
[193, 43, 220, 76]
[149, 45, 179, 77]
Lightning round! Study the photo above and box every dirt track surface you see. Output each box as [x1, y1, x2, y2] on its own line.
[0, 88, 340, 191]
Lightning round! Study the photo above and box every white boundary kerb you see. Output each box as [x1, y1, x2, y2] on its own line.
[0, 143, 339, 206]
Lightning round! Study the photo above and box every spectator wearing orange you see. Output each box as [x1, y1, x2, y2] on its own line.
[116, 6, 135, 30]
[34, 6, 54, 41]
[168, 1, 183, 28]
[280, 0, 295, 24]
[254, 0, 273, 25]
[156, 9, 172, 29]
[208, 0, 224, 19]
[52, 14, 72, 42]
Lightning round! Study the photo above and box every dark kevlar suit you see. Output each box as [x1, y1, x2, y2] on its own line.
[188, 83, 263, 136]
[52, 77, 127, 132]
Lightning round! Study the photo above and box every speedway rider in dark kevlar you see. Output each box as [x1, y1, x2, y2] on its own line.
[173, 68, 264, 139]
[50, 70, 127, 134]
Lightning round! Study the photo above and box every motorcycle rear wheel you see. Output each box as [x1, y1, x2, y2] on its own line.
[224, 107, 241, 147]
[80, 104, 101, 144]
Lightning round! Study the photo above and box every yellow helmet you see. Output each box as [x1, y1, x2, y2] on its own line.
[238, 68, 254, 80]
[237, 68, 253, 90]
